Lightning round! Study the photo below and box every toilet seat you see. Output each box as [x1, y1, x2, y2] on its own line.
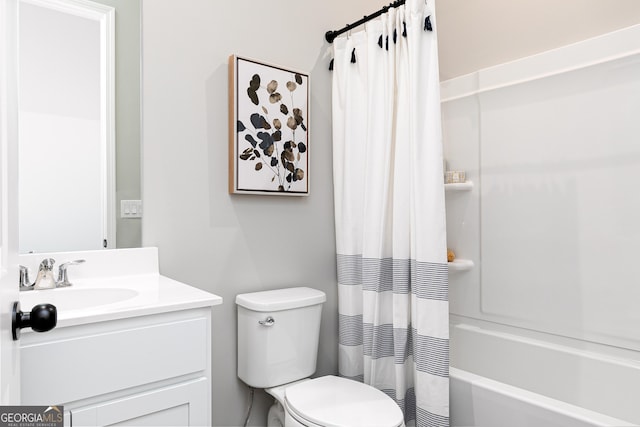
[284, 376, 404, 427]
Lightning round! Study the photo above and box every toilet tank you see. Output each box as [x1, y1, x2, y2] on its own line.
[236, 287, 326, 388]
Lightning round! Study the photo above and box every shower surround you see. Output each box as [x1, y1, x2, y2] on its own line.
[442, 24, 640, 426]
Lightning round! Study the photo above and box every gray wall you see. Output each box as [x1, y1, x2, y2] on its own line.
[94, 0, 141, 249]
[140, 1, 382, 425]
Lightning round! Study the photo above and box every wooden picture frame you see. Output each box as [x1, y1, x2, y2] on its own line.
[228, 55, 310, 195]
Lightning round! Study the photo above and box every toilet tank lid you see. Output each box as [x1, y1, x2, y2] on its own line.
[236, 287, 326, 312]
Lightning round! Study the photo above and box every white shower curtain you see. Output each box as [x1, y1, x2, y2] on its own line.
[331, 1, 448, 426]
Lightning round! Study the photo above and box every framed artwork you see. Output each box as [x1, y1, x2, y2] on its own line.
[228, 55, 310, 195]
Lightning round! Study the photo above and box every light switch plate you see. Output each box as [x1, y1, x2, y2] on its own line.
[121, 200, 142, 218]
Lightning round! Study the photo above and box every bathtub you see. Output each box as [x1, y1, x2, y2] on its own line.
[450, 368, 635, 427]
[449, 319, 640, 427]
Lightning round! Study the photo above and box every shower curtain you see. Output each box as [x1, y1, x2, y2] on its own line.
[331, 1, 448, 426]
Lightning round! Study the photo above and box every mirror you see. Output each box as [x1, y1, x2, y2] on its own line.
[17, 0, 141, 254]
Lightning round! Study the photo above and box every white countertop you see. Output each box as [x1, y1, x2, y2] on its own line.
[20, 274, 222, 329]
[19, 247, 223, 329]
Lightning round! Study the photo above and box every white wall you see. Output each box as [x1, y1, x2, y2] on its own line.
[141, 1, 386, 425]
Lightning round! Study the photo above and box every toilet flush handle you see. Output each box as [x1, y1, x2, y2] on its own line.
[258, 316, 275, 327]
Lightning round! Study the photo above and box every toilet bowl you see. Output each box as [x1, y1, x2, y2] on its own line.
[236, 287, 405, 427]
[266, 376, 405, 427]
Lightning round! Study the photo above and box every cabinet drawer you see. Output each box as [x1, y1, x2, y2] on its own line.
[22, 317, 208, 405]
[71, 378, 209, 426]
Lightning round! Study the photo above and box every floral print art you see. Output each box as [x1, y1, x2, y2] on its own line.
[233, 57, 309, 194]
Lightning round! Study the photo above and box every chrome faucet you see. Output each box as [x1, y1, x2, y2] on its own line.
[19, 258, 86, 291]
[34, 258, 57, 290]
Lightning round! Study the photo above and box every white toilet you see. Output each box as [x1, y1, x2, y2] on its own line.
[236, 287, 405, 427]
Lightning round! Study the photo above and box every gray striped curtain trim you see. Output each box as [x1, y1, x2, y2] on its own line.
[394, 326, 413, 364]
[339, 317, 449, 377]
[363, 323, 395, 359]
[417, 407, 449, 427]
[340, 317, 410, 361]
[338, 314, 363, 346]
[362, 257, 410, 293]
[411, 261, 448, 301]
[337, 254, 448, 301]
[337, 254, 362, 285]
[414, 329, 449, 377]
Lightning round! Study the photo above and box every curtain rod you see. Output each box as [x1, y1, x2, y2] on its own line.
[325, 0, 406, 44]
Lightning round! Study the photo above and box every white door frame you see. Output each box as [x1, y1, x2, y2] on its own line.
[0, 0, 22, 404]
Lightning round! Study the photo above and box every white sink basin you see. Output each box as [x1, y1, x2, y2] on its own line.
[20, 287, 139, 312]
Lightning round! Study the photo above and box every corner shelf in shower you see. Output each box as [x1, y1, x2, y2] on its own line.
[445, 181, 473, 191]
[445, 179, 473, 272]
[448, 259, 474, 271]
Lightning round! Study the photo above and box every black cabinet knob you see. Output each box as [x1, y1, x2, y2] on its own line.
[12, 302, 57, 341]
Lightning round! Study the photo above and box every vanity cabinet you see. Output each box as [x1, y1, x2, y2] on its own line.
[20, 307, 212, 427]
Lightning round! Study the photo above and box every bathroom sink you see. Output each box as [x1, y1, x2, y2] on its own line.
[16, 248, 222, 329]
[20, 287, 139, 312]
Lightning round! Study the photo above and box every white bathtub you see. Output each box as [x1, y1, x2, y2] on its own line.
[449, 320, 640, 427]
[450, 368, 634, 427]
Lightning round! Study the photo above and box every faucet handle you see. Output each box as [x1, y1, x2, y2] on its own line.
[56, 259, 86, 287]
[19, 265, 34, 291]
